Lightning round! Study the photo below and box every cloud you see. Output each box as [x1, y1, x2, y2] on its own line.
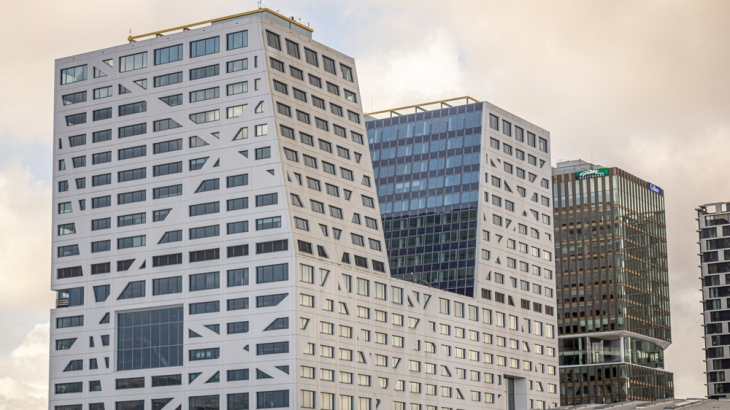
[0, 323, 49, 410]
[357, 30, 465, 113]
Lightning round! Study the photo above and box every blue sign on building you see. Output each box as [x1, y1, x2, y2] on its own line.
[648, 182, 662, 194]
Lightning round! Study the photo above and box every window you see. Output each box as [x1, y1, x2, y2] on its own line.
[153, 184, 182, 199]
[117, 307, 182, 369]
[118, 235, 145, 249]
[189, 347, 220, 361]
[255, 147, 271, 160]
[270, 57, 285, 72]
[227, 30, 248, 49]
[189, 248, 220, 263]
[361, 196, 375, 208]
[341, 168, 354, 180]
[152, 276, 182, 295]
[60, 64, 87, 85]
[87, 131, 109, 145]
[65, 112, 86, 126]
[256, 263, 288, 284]
[277, 102, 291, 117]
[190, 109, 220, 124]
[189, 301, 220, 315]
[190, 36, 219, 57]
[153, 162, 182, 177]
[297, 110, 311, 124]
[227, 58, 248, 73]
[118, 101, 146, 117]
[90, 87, 111, 101]
[323, 56, 336, 74]
[189, 271, 220, 292]
[119, 51, 147, 72]
[118, 123, 146, 138]
[152, 253, 182, 267]
[227, 197, 248, 211]
[227, 104, 246, 118]
[290, 66, 304, 80]
[256, 193, 278, 206]
[257, 390, 289, 408]
[72, 156, 86, 168]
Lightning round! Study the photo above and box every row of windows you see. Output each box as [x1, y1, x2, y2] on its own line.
[59, 232, 286, 259]
[55, 390, 286, 410]
[265, 29, 354, 82]
[58, 161, 267, 194]
[488, 113, 549, 153]
[60, 31, 248, 86]
[367, 112, 483, 144]
[272, 76, 358, 119]
[276, 99, 360, 128]
[300, 336, 558, 374]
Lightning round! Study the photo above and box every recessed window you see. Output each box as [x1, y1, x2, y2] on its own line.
[227, 30, 248, 50]
[60, 65, 87, 85]
[119, 52, 147, 72]
[154, 44, 183, 65]
[190, 37, 219, 58]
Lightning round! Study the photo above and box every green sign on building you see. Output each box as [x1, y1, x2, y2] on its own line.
[574, 168, 609, 180]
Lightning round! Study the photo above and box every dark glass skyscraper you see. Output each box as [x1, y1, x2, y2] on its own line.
[367, 102, 484, 296]
[553, 160, 673, 405]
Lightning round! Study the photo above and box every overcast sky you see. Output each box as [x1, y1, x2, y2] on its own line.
[0, 0, 724, 407]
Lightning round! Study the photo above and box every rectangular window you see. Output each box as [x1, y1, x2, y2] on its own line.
[118, 123, 147, 138]
[153, 162, 182, 177]
[190, 64, 219, 80]
[190, 37, 219, 58]
[270, 57, 285, 72]
[227, 197, 248, 211]
[60, 64, 87, 85]
[154, 71, 183, 87]
[90, 87, 111, 100]
[290, 66, 304, 80]
[118, 101, 146, 117]
[120, 52, 147, 72]
[154, 44, 183, 65]
[256, 193, 278, 207]
[190, 86, 219, 102]
[227, 30, 248, 50]
[227, 58, 248, 73]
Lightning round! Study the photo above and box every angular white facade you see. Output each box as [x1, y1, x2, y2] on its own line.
[50, 10, 559, 410]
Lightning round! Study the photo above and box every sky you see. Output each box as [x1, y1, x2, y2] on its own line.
[0, 0, 725, 406]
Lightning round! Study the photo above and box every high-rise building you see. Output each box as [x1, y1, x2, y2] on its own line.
[51, 10, 558, 410]
[366, 98, 559, 407]
[697, 202, 730, 399]
[552, 160, 673, 405]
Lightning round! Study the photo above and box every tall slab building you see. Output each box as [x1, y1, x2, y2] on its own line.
[697, 202, 730, 399]
[51, 9, 559, 410]
[366, 98, 559, 408]
[552, 160, 672, 405]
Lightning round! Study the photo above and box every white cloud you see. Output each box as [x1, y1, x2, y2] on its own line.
[0, 323, 49, 410]
[358, 30, 465, 113]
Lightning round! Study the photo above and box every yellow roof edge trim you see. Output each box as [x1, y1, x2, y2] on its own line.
[127, 8, 313, 43]
[364, 96, 480, 117]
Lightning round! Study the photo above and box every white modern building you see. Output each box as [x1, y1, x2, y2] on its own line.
[51, 9, 559, 410]
[697, 202, 730, 399]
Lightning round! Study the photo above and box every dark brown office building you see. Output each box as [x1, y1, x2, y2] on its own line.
[552, 160, 673, 405]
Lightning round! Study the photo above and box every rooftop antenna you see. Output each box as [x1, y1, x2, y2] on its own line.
[257, 0, 262, 8]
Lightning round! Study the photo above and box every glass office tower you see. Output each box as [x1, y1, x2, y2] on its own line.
[552, 160, 673, 405]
